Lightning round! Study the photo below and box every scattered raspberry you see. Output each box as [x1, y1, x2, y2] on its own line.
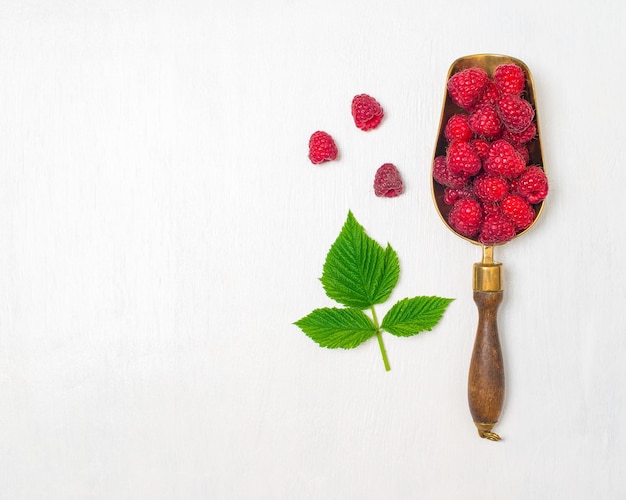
[445, 114, 473, 142]
[478, 213, 516, 245]
[473, 173, 509, 203]
[470, 138, 491, 160]
[373, 163, 404, 198]
[484, 139, 526, 178]
[468, 104, 502, 139]
[448, 198, 483, 238]
[443, 186, 474, 205]
[502, 122, 536, 144]
[496, 94, 535, 133]
[474, 81, 500, 108]
[493, 64, 526, 96]
[447, 68, 489, 110]
[446, 141, 482, 176]
[517, 165, 549, 204]
[308, 131, 338, 164]
[501, 194, 536, 230]
[351, 94, 384, 131]
[432, 155, 468, 189]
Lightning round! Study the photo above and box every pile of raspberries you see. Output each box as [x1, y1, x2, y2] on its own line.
[433, 64, 548, 245]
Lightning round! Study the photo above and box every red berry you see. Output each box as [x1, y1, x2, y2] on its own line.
[443, 186, 474, 205]
[479, 213, 516, 245]
[468, 104, 503, 139]
[517, 165, 549, 204]
[482, 202, 502, 217]
[496, 94, 535, 133]
[432, 155, 468, 189]
[471, 138, 491, 160]
[484, 139, 526, 178]
[474, 81, 500, 108]
[447, 141, 482, 176]
[351, 94, 384, 131]
[511, 142, 530, 164]
[501, 194, 536, 230]
[502, 122, 536, 144]
[448, 198, 483, 238]
[493, 64, 526, 96]
[445, 114, 473, 142]
[374, 163, 404, 198]
[308, 131, 338, 164]
[473, 173, 509, 203]
[447, 68, 489, 110]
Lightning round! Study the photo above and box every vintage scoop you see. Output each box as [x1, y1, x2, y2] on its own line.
[431, 54, 546, 440]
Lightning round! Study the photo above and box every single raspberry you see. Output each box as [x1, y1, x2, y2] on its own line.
[502, 122, 536, 144]
[444, 114, 473, 142]
[351, 94, 384, 131]
[374, 163, 404, 198]
[448, 198, 483, 238]
[473, 173, 509, 203]
[517, 165, 548, 204]
[432, 155, 468, 189]
[479, 213, 516, 245]
[446, 141, 482, 176]
[496, 94, 535, 133]
[501, 194, 536, 230]
[468, 104, 503, 139]
[443, 186, 474, 205]
[493, 64, 526, 96]
[482, 202, 502, 217]
[470, 138, 491, 160]
[308, 131, 338, 164]
[474, 81, 501, 108]
[447, 67, 489, 110]
[484, 139, 526, 178]
[511, 142, 529, 164]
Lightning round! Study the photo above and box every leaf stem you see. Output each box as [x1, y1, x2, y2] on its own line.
[370, 306, 390, 371]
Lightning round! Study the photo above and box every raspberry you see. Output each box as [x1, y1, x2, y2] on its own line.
[470, 138, 491, 160]
[474, 81, 500, 108]
[446, 141, 482, 176]
[482, 202, 502, 217]
[502, 123, 536, 144]
[479, 213, 516, 245]
[493, 64, 526, 96]
[443, 186, 474, 205]
[473, 173, 509, 203]
[447, 68, 489, 110]
[432, 155, 468, 189]
[512, 142, 530, 164]
[445, 114, 473, 142]
[448, 198, 483, 238]
[308, 131, 338, 164]
[517, 165, 549, 204]
[351, 94, 384, 131]
[484, 139, 526, 178]
[374, 163, 404, 198]
[496, 94, 535, 133]
[501, 194, 536, 230]
[468, 104, 502, 139]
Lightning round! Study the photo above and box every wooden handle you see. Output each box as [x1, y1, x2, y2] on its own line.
[468, 290, 504, 440]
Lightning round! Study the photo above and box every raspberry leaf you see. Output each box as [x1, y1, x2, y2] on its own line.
[381, 296, 454, 337]
[294, 307, 377, 349]
[320, 211, 399, 309]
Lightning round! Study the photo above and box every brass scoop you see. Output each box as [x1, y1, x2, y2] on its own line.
[431, 54, 546, 440]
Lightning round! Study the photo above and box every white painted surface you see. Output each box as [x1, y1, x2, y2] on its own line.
[1, 1, 625, 498]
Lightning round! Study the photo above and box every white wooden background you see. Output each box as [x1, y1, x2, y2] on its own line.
[1, 1, 625, 499]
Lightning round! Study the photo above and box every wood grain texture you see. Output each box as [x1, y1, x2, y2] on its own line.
[468, 290, 504, 437]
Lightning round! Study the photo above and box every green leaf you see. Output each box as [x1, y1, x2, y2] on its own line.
[381, 296, 454, 337]
[294, 307, 377, 349]
[320, 211, 400, 309]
